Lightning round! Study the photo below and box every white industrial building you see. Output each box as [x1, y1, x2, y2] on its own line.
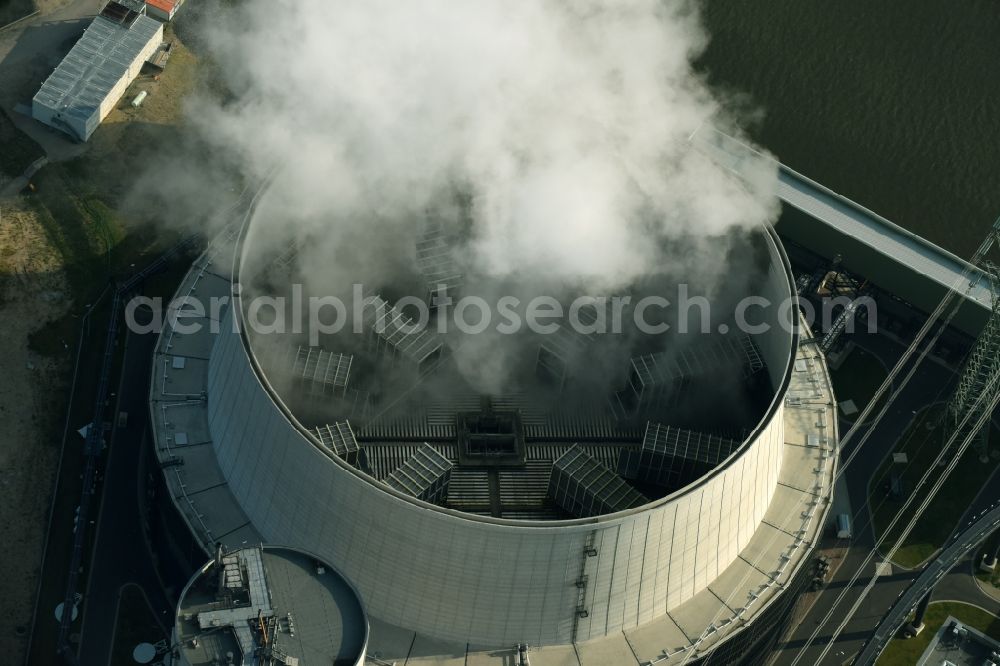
[150, 189, 838, 664]
[32, 1, 162, 142]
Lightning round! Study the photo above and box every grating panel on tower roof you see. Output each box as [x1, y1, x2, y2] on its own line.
[271, 239, 300, 271]
[289, 345, 352, 394]
[415, 222, 463, 300]
[536, 308, 599, 387]
[384, 443, 453, 503]
[362, 295, 444, 369]
[549, 445, 647, 518]
[541, 310, 598, 360]
[641, 422, 739, 465]
[314, 421, 360, 458]
[631, 334, 763, 389]
[618, 422, 739, 490]
[618, 334, 765, 417]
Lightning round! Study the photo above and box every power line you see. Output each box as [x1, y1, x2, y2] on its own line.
[947, 261, 1000, 462]
[678, 229, 1000, 664]
[805, 373, 1000, 665]
[686, 126, 1000, 664]
[786, 219, 1000, 664]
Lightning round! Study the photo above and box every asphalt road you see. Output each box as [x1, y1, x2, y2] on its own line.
[854, 501, 1000, 665]
[771, 332, 1000, 665]
[73, 304, 174, 665]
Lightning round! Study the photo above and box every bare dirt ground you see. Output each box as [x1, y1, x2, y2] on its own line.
[0, 197, 70, 664]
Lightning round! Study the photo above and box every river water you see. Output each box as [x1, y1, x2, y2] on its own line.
[697, 0, 1000, 258]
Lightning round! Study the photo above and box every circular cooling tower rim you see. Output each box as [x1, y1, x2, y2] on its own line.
[230, 183, 800, 527]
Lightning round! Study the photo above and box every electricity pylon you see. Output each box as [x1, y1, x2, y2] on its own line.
[947, 228, 1000, 462]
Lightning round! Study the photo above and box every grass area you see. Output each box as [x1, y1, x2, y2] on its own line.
[876, 601, 1000, 666]
[25, 167, 122, 301]
[829, 346, 888, 420]
[698, 0, 1000, 258]
[109, 585, 166, 666]
[869, 405, 1000, 568]
[6, 126, 186, 345]
[23, 167, 183, 356]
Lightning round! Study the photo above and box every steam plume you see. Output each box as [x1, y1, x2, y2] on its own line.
[184, 0, 778, 290]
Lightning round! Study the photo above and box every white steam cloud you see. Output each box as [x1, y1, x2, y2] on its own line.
[188, 0, 778, 291]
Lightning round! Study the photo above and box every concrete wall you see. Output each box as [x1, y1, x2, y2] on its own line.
[201, 224, 796, 647]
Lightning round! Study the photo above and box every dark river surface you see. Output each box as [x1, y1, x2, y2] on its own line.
[697, 0, 1000, 258]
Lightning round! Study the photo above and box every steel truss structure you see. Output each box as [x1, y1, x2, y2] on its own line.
[947, 259, 1000, 460]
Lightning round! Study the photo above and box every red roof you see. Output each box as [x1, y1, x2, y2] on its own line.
[146, 0, 175, 12]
